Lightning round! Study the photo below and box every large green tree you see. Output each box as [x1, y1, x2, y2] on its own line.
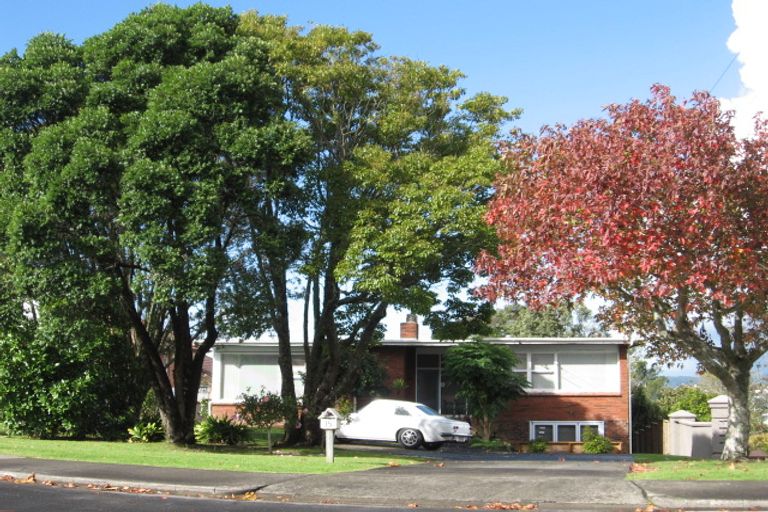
[230, 18, 517, 443]
[0, 5, 295, 443]
[489, 302, 603, 338]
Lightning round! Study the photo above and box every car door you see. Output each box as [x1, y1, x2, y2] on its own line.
[341, 401, 386, 440]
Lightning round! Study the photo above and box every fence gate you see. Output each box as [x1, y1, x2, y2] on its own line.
[632, 421, 663, 454]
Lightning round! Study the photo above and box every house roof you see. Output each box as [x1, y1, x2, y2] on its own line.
[213, 336, 629, 353]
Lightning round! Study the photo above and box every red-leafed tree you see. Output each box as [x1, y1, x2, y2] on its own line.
[477, 85, 768, 460]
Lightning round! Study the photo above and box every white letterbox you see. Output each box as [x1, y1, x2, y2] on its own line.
[319, 407, 341, 430]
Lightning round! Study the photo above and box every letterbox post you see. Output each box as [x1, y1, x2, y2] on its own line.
[318, 408, 340, 463]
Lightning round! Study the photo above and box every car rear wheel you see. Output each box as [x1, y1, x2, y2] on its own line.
[397, 428, 423, 449]
[422, 442, 443, 450]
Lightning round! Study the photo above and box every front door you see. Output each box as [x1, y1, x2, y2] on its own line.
[416, 367, 440, 411]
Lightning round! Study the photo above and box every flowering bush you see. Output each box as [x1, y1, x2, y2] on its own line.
[237, 388, 292, 452]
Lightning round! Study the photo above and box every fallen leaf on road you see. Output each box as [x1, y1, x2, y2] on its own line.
[434, 462, 445, 468]
[41, 480, 56, 486]
[407, 504, 419, 508]
[387, 461, 401, 467]
[16, 474, 36, 484]
[630, 463, 656, 473]
[238, 491, 260, 501]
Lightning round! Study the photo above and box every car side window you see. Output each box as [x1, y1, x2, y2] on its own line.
[394, 407, 410, 416]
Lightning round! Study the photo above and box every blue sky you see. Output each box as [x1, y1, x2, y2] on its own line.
[0, 1, 743, 134]
[2, 1, 762, 375]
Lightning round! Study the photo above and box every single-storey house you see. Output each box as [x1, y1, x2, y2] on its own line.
[210, 315, 630, 452]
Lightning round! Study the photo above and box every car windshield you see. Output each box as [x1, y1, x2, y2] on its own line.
[416, 404, 440, 416]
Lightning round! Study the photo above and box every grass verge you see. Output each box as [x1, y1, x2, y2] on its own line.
[630, 453, 768, 480]
[0, 436, 417, 474]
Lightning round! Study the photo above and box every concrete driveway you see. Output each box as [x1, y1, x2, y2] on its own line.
[262, 453, 644, 508]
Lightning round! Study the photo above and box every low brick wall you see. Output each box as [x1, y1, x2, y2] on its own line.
[495, 393, 630, 452]
[210, 403, 239, 419]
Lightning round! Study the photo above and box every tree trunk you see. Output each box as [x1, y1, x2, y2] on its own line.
[721, 365, 751, 460]
[480, 414, 492, 442]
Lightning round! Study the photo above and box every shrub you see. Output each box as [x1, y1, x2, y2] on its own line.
[334, 396, 354, 418]
[581, 427, 614, 454]
[194, 415, 248, 445]
[443, 340, 529, 441]
[471, 437, 511, 452]
[237, 388, 291, 452]
[128, 421, 164, 443]
[0, 320, 145, 440]
[658, 386, 716, 421]
[750, 433, 768, 454]
[529, 438, 548, 453]
[139, 388, 161, 424]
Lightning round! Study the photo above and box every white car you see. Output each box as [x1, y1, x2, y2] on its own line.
[335, 399, 472, 450]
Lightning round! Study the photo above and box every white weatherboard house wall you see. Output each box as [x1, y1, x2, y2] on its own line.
[211, 343, 306, 404]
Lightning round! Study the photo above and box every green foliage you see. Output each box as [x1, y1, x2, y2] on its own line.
[238, 388, 292, 452]
[630, 352, 667, 431]
[138, 388, 161, 425]
[128, 421, 164, 443]
[659, 386, 716, 421]
[0, 316, 144, 440]
[749, 433, 768, 453]
[528, 438, 548, 453]
[237, 388, 289, 430]
[0, 4, 517, 448]
[334, 396, 354, 418]
[194, 416, 248, 445]
[424, 297, 494, 340]
[443, 341, 529, 441]
[489, 302, 604, 338]
[581, 428, 614, 454]
[470, 437, 511, 452]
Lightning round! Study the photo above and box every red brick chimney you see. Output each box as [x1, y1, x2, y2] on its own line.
[400, 313, 419, 340]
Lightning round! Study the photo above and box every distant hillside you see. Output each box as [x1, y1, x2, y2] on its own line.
[665, 375, 700, 388]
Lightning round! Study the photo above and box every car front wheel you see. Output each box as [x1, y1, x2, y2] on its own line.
[397, 428, 423, 449]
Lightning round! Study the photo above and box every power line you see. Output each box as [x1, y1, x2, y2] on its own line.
[709, 53, 739, 94]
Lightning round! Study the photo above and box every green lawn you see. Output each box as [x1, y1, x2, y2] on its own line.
[630, 454, 768, 480]
[0, 436, 417, 474]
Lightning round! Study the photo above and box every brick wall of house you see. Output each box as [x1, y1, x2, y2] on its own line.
[495, 345, 630, 451]
[366, 346, 416, 406]
[368, 344, 630, 452]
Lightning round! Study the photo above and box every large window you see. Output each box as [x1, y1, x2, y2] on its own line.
[530, 421, 604, 442]
[514, 348, 619, 393]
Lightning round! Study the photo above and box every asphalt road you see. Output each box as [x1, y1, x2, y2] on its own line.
[0, 481, 455, 512]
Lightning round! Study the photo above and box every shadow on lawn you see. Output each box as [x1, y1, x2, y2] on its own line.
[181, 441, 404, 460]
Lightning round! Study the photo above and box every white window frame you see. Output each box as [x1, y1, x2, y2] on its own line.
[514, 352, 559, 391]
[514, 348, 620, 393]
[529, 421, 604, 442]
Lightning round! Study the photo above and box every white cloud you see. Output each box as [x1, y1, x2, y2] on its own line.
[720, 0, 768, 139]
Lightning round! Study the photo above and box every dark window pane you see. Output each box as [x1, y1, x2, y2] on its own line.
[558, 425, 576, 442]
[534, 424, 553, 441]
